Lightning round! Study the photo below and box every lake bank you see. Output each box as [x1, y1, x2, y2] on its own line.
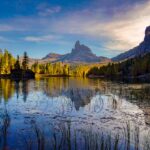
[88, 73, 150, 83]
[0, 71, 150, 84]
[0, 69, 35, 80]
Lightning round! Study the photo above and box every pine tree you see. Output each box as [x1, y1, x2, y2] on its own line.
[14, 55, 20, 70]
[22, 52, 28, 71]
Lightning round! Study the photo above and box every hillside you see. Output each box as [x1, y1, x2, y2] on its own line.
[113, 26, 150, 61]
[54, 41, 110, 63]
[42, 53, 63, 60]
[24, 41, 110, 65]
[88, 52, 150, 82]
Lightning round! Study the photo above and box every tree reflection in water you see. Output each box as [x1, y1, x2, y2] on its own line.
[2, 118, 148, 150]
[0, 78, 150, 149]
[0, 108, 10, 150]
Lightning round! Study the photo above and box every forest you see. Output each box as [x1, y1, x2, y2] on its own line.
[0, 50, 16, 74]
[31, 62, 94, 77]
[1, 49, 150, 79]
[87, 52, 150, 79]
[0, 50, 102, 77]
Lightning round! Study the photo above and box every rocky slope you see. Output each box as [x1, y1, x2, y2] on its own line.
[47, 41, 110, 63]
[113, 26, 150, 61]
[22, 41, 110, 65]
[42, 53, 63, 60]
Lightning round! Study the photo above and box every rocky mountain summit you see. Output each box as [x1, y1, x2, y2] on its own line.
[43, 41, 110, 63]
[113, 26, 150, 61]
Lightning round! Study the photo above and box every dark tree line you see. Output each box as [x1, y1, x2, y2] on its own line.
[87, 53, 150, 78]
[13, 52, 29, 72]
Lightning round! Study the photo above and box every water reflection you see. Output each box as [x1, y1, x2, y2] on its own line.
[0, 109, 10, 150]
[0, 79, 15, 102]
[0, 78, 150, 149]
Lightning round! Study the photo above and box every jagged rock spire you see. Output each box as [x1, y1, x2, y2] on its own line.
[74, 40, 81, 49]
[144, 26, 150, 42]
[113, 25, 150, 61]
[145, 26, 150, 36]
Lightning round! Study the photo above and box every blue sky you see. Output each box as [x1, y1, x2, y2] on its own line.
[0, 0, 149, 58]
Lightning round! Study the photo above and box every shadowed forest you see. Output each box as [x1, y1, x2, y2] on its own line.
[87, 53, 150, 81]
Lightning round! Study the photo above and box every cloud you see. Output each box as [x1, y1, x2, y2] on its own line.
[0, 36, 12, 42]
[0, 24, 14, 32]
[24, 35, 60, 42]
[102, 1, 150, 50]
[0, 1, 150, 53]
[49, 1, 150, 51]
[37, 3, 61, 16]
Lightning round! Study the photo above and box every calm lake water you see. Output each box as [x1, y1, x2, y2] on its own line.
[0, 77, 150, 150]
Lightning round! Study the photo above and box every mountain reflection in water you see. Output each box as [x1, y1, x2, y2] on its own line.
[0, 78, 150, 150]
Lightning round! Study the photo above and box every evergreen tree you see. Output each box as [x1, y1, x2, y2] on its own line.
[22, 52, 28, 71]
[14, 55, 20, 70]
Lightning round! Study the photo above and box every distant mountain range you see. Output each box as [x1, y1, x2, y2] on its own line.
[42, 41, 110, 63]
[42, 53, 63, 60]
[39, 26, 150, 64]
[22, 41, 111, 65]
[112, 26, 150, 61]
[2, 26, 150, 65]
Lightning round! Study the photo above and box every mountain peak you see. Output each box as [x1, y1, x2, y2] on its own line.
[75, 40, 80, 49]
[72, 41, 92, 54]
[144, 26, 150, 42]
[113, 25, 150, 61]
[42, 41, 110, 63]
[145, 26, 150, 36]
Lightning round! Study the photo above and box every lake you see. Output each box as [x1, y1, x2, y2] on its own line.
[0, 77, 150, 150]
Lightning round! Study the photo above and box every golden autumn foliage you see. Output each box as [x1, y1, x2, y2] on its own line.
[32, 62, 105, 77]
[0, 50, 16, 74]
[0, 79, 15, 101]
[0, 49, 106, 77]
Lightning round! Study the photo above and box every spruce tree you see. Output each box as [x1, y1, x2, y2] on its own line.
[14, 55, 20, 70]
[22, 52, 28, 71]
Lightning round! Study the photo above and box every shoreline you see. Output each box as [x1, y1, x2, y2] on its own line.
[35, 74, 70, 78]
[88, 73, 150, 83]
[0, 73, 150, 83]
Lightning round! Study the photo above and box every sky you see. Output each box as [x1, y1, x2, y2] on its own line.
[0, 0, 150, 58]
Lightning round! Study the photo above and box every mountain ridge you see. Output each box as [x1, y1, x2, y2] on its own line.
[112, 26, 150, 61]
[42, 53, 63, 60]
[41, 41, 111, 63]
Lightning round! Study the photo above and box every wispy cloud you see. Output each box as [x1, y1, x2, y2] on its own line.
[102, 1, 150, 50]
[49, 1, 150, 51]
[0, 1, 150, 54]
[24, 35, 60, 42]
[0, 36, 12, 42]
[0, 24, 14, 32]
[37, 3, 61, 17]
